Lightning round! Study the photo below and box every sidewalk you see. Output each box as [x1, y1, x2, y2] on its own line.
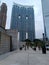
[0, 48, 49, 65]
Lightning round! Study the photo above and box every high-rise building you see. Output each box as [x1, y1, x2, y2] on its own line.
[0, 3, 7, 28]
[41, 0, 49, 39]
[10, 3, 35, 41]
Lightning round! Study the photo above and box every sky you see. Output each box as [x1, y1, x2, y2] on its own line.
[0, 0, 44, 38]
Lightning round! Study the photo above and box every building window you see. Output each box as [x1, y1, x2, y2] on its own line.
[26, 16, 28, 20]
[18, 15, 21, 19]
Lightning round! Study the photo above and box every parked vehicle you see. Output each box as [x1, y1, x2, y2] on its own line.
[46, 45, 49, 50]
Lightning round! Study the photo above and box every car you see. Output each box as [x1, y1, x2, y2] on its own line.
[46, 45, 49, 50]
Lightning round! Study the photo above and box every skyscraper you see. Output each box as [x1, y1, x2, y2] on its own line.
[41, 0, 49, 39]
[11, 3, 35, 41]
[0, 3, 7, 28]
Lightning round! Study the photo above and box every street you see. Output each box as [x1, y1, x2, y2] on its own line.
[0, 48, 49, 65]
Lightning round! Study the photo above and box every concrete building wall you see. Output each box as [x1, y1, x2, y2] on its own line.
[0, 32, 1, 45]
[0, 32, 10, 55]
[6, 29, 18, 50]
[0, 3, 7, 28]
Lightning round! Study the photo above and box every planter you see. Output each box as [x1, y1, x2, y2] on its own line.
[20, 47, 22, 50]
[33, 47, 36, 51]
[42, 46, 46, 54]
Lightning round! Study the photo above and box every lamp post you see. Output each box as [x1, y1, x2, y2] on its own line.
[41, 0, 47, 42]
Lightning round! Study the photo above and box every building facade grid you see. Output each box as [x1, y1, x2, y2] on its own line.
[11, 3, 35, 41]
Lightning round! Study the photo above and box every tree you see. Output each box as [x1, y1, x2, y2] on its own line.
[24, 39, 32, 49]
[33, 39, 42, 50]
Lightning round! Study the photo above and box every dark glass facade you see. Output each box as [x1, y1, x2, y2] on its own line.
[11, 3, 35, 41]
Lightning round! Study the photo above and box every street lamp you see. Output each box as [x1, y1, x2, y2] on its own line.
[41, 0, 47, 42]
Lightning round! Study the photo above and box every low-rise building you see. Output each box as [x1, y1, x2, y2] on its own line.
[6, 29, 18, 50]
[0, 26, 10, 54]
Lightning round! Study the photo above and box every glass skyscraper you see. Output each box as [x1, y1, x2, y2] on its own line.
[10, 3, 35, 41]
[41, 0, 49, 39]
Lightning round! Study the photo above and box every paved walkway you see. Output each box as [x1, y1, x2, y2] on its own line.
[0, 48, 49, 65]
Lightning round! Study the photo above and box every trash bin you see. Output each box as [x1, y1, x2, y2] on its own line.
[42, 46, 46, 54]
[20, 47, 22, 50]
[33, 47, 36, 51]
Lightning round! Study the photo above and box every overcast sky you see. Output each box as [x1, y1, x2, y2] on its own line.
[0, 0, 44, 38]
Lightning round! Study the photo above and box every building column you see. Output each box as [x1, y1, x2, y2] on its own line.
[26, 32, 28, 39]
[17, 32, 20, 41]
